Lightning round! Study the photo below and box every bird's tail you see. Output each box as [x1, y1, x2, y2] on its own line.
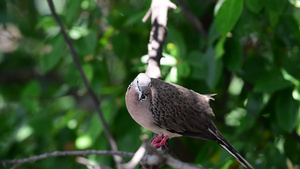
[208, 128, 254, 169]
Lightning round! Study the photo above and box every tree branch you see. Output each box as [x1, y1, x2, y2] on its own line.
[144, 141, 206, 169]
[135, 139, 206, 169]
[76, 157, 104, 169]
[0, 150, 134, 169]
[143, 0, 177, 79]
[46, 0, 122, 168]
[0, 144, 206, 169]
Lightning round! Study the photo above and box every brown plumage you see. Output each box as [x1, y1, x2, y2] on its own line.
[125, 73, 254, 169]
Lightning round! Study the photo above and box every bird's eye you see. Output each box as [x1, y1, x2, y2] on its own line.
[139, 94, 147, 102]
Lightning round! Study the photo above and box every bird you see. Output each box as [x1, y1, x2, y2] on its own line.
[125, 73, 254, 169]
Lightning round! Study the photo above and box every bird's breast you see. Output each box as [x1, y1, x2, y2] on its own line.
[125, 90, 155, 129]
[125, 89, 181, 138]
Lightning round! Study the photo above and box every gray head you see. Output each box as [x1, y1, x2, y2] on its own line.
[129, 73, 151, 101]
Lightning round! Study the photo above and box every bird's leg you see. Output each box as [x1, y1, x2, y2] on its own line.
[151, 134, 164, 145]
[151, 135, 169, 148]
[160, 135, 169, 149]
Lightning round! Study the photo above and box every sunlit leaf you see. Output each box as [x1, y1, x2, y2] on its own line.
[228, 76, 244, 95]
[225, 108, 247, 127]
[76, 134, 92, 149]
[15, 125, 33, 142]
[167, 27, 187, 58]
[215, 0, 243, 36]
[215, 36, 226, 59]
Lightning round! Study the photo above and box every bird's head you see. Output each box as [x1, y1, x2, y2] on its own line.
[128, 73, 151, 102]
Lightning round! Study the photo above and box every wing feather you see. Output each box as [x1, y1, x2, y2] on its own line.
[149, 78, 216, 140]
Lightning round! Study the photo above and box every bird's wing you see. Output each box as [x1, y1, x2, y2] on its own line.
[149, 79, 254, 169]
[149, 78, 216, 140]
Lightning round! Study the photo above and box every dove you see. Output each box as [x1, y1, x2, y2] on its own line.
[125, 73, 254, 169]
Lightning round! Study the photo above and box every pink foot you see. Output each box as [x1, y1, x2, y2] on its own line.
[151, 135, 169, 149]
[151, 135, 164, 144]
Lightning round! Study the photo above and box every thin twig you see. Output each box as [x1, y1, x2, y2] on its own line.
[0, 150, 134, 168]
[165, 155, 206, 169]
[76, 157, 102, 169]
[121, 142, 147, 169]
[46, 0, 122, 168]
[142, 8, 152, 23]
[177, 0, 207, 37]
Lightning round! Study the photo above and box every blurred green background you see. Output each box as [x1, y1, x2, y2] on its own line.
[0, 0, 300, 168]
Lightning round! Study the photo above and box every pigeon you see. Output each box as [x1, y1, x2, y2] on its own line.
[125, 73, 254, 169]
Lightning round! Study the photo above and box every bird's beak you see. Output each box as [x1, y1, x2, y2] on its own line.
[138, 92, 143, 101]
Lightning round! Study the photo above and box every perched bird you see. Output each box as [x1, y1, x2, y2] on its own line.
[125, 73, 254, 169]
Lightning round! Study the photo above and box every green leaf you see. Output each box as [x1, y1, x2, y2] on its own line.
[51, 96, 75, 111]
[205, 47, 223, 89]
[177, 60, 190, 78]
[245, 0, 263, 14]
[21, 81, 41, 113]
[66, 64, 80, 87]
[186, 50, 206, 80]
[208, 23, 219, 46]
[22, 81, 41, 98]
[275, 90, 299, 132]
[29, 113, 53, 136]
[215, 0, 243, 36]
[123, 11, 145, 27]
[267, 10, 279, 26]
[87, 114, 103, 141]
[75, 30, 98, 56]
[75, 134, 92, 149]
[36, 16, 58, 31]
[215, 36, 227, 59]
[242, 57, 268, 83]
[99, 86, 122, 95]
[39, 35, 66, 74]
[224, 37, 242, 72]
[112, 32, 130, 59]
[65, 0, 81, 25]
[167, 26, 187, 58]
[263, 0, 287, 15]
[225, 107, 247, 127]
[254, 69, 292, 92]
[242, 93, 267, 130]
[284, 134, 300, 164]
[83, 63, 94, 82]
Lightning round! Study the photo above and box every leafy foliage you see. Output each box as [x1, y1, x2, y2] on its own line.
[0, 0, 300, 169]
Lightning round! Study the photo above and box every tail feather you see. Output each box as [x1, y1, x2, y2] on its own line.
[208, 128, 254, 169]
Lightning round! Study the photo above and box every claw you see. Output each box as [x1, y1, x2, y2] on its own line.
[151, 135, 169, 149]
[151, 135, 164, 144]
